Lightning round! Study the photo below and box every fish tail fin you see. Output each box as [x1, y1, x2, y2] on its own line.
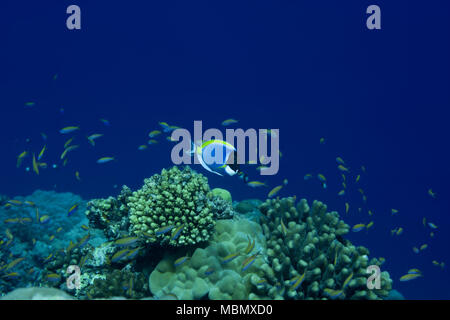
[190, 142, 196, 155]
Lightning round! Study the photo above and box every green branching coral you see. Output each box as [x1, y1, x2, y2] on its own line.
[128, 166, 215, 247]
[258, 196, 392, 300]
[86, 166, 217, 247]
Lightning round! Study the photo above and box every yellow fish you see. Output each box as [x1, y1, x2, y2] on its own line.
[345, 203, 349, 214]
[38, 145, 46, 161]
[16, 151, 28, 168]
[138, 145, 148, 151]
[221, 119, 238, 126]
[428, 189, 436, 198]
[60, 145, 79, 160]
[24, 200, 35, 207]
[342, 272, 353, 288]
[5, 229, 14, 240]
[400, 273, 422, 281]
[5, 257, 25, 271]
[432, 261, 445, 269]
[75, 171, 81, 181]
[8, 199, 22, 206]
[336, 157, 345, 165]
[64, 138, 74, 148]
[280, 219, 288, 236]
[148, 130, 161, 138]
[32, 154, 39, 175]
[97, 157, 115, 164]
[268, 185, 283, 198]
[244, 235, 255, 255]
[352, 224, 366, 232]
[247, 181, 267, 188]
[59, 126, 80, 134]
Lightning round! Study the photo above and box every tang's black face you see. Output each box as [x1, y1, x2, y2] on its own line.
[227, 151, 249, 182]
[227, 151, 240, 173]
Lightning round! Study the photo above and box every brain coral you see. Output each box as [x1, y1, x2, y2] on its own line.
[149, 218, 272, 300]
[258, 196, 392, 300]
[127, 166, 215, 247]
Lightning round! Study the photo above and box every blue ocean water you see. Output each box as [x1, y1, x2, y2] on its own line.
[0, 1, 449, 299]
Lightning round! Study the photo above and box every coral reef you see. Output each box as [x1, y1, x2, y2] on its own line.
[128, 166, 215, 247]
[86, 186, 132, 240]
[87, 166, 217, 247]
[210, 196, 235, 220]
[85, 268, 148, 299]
[234, 199, 263, 215]
[1, 169, 395, 301]
[258, 197, 392, 299]
[0, 190, 89, 241]
[211, 188, 232, 204]
[386, 289, 405, 300]
[149, 197, 393, 300]
[149, 218, 270, 299]
[0, 190, 105, 294]
[0, 194, 8, 206]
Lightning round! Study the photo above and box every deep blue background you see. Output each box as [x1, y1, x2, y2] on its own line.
[0, 1, 449, 299]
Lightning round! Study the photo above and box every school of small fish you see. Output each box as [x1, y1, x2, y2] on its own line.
[3, 94, 447, 298]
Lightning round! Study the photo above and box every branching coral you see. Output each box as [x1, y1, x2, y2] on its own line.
[258, 196, 392, 300]
[127, 166, 215, 247]
[86, 166, 217, 248]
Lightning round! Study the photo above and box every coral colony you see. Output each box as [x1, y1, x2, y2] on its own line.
[0, 166, 394, 299]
